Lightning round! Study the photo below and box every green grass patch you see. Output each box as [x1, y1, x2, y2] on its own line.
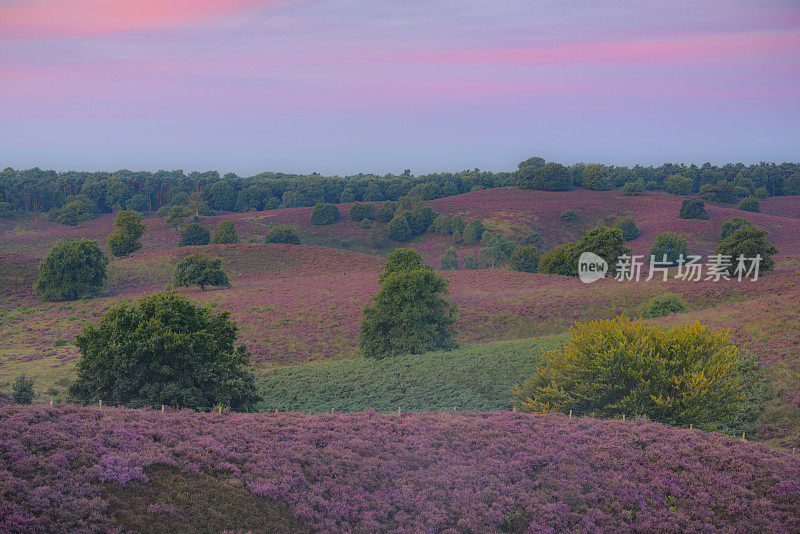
[257, 335, 566, 413]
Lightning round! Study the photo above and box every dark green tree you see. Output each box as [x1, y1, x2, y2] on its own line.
[720, 217, 753, 241]
[51, 198, 95, 226]
[462, 220, 485, 245]
[517, 161, 571, 191]
[12, 374, 35, 404]
[310, 203, 341, 225]
[208, 181, 236, 211]
[376, 201, 396, 222]
[349, 202, 376, 221]
[35, 239, 108, 301]
[265, 225, 301, 244]
[538, 226, 631, 276]
[210, 221, 238, 244]
[179, 223, 210, 246]
[108, 210, 145, 257]
[440, 246, 459, 270]
[738, 197, 760, 213]
[173, 253, 230, 291]
[581, 164, 613, 190]
[509, 245, 540, 273]
[166, 205, 193, 229]
[69, 292, 258, 411]
[359, 249, 457, 359]
[679, 198, 709, 219]
[614, 216, 640, 241]
[664, 174, 693, 195]
[387, 212, 414, 241]
[0, 201, 14, 218]
[715, 225, 778, 273]
[649, 232, 689, 265]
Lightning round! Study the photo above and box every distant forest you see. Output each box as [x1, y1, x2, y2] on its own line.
[1, 160, 798, 222]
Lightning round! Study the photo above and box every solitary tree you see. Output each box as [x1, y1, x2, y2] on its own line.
[679, 198, 709, 219]
[35, 239, 108, 301]
[265, 225, 301, 244]
[179, 222, 210, 246]
[69, 292, 258, 411]
[359, 249, 457, 359]
[210, 221, 238, 244]
[173, 253, 230, 291]
[738, 197, 761, 213]
[310, 203, 341, 225]
[12, 374, 35, 404]
[166, 205, 193, 229]
[108, 210, 145, 257]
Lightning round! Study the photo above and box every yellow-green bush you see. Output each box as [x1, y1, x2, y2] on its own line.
[513, 317, 744, 430]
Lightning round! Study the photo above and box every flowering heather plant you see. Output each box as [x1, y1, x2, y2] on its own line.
[0, 404, 798, 532]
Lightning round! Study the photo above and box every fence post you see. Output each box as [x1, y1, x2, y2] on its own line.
[50, 398, 53, 406]
[453, 406, 456, 412]
[622, 413, 625, 421]
[742, 432, 746, 441]
[689, 423, 692, 430]
[331, 407, 334, 414]
[99, 399, 102, 408]
[161, 404, 165, 413]
[569, 410, 572, 419]
[397, 406, 401, 414]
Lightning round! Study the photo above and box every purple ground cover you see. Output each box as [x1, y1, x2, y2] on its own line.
[1, 404, 798, 533]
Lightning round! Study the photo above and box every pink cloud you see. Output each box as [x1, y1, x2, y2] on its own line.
[387, 30, 800, 65]
[0, 0, 275, 39]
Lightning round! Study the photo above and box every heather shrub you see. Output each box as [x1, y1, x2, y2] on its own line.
[265, 225, 300, 244]
[649, 232, 689, 265]
[12, 373, 35, 404]
[69, 291, 258, 411]
[614, 216, 639, 241]
[714, 225, 778, 273]
[108, 210, 145, 257]
[462, 220, 485, 245]
[509, 245, 539, 273]
[440, 246, 459, 270]
[360, 249, 457, 359]
[738, 196, 760, 213]
[679, 198, 709, 219]
[514, 317, 745, 430]
[720, 217, 752, 241]
[35, 239, 108, 301]
[310, 203, 341, 225]
[349, 202, 376, 221]
[179, 222, 210, 246]
[641, 292, 688, 318]
[173, 253, 230, 291]
[210, 221, 238, 244]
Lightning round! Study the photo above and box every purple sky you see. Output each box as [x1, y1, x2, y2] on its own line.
[1, 0, 798, 175]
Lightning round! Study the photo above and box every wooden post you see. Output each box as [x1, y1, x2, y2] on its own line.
[453, 406, 456, 412]
[161, 405, 165, 413]
[622, 413, 625, 421]
[331, 407, 335, 414]
[274, 408, 278, 414]
[742, 432, 746, 441]
[397, 406, 401, 414]
[689, 424, 692, 430]
[99, 399, 102, 408]
[512, 405, 517, 412]
[569, 410, 572, 419]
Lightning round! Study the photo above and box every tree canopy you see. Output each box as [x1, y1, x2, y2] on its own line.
[35, 239, 108, 301]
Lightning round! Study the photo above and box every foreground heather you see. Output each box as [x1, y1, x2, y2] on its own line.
[2, 405, 798, 533]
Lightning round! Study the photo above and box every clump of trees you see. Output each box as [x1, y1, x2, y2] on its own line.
[516, 158, 572, 191]
[35, 239, 108, 301]
[48, 196, 95, 226]
[210, 221, 238, 244]
[581, 164, 613, 191]
[265, 225, 301, 244]
[179, 222, 210, 246]
[359, 249, 457, 359]
[440, 247, 459, 270]
[173, 254, 230, 291]
[513, 317, 745, 430]
[108, 210, 145, 257]
[700, 180, 738, 203]
[386, 203, 438, 242]
[679, 198, 709, 219]
[69, 292, 258, 411]
[310, 203, 341, 225]
[538, 226, 631, 276]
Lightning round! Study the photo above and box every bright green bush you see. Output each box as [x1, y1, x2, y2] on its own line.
[513, 317, 745, 430]
[641, 292, 688, 318]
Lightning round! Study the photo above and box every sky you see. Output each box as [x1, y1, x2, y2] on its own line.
[1, 0, 799, 175]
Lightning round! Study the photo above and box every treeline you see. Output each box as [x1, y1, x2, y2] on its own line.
[1, 159, 799, 221]
[0, 168, 513, 218]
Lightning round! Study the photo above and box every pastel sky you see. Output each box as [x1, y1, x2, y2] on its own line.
[1, 0, 798, 175]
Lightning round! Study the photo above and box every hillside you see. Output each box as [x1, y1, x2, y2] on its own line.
[2, 403, 798, 533]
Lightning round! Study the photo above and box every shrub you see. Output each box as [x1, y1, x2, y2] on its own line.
[478, 232, 514, 268]
[720, 217, 753, 241]
[513, 317, 745, 429]
[679, 198, 709, 219]
[210, 221, 238, 244]
[581, 164, 613, 190]
[359, 218, 371, 229]
[537, 243, 578, 276]
[440, 247, 459, 270]
[462, 220, 485, 245]
[12, 374, 35, 404]
[560, 209, 578, 223]
[754, 187, 768, 198]
[173, 253, 230, 291]
[538, 227, 631, 276]
[179, 223, 210, 246]
[621, 180, 644, 196]
[0, 201, 13, 218]
[376, 201, 396, 222]
[664, 174, 694, 195]
[359, 249, 457, 359]
[649, 232, 689, 265]
[368, 229, 390, 249]
[166, 205, 193, 228]
[463, 252, 478, 270]
[108, 210, 145, 257]
[509, 245, 539, 273]
[69, 292, 258, 411]
[264, 225, 300, 244]
[517, 161, 571, 191]
[310, 203, 341, 225]
[349, 202, 376, 221]
[641, 293, 688, 318]
[714, 225, 778, 273]
[521, 232, 543, 249]
[700, 180, 737, 203]
[614, 216, 639, 241]
[387, 212, 414, 242]
[50, 198, 95, 226]
[35, 239, 108, 301]
[738, 196, 760, 213]
[430, 214, 452, 235]
[449, 215, 466, 235]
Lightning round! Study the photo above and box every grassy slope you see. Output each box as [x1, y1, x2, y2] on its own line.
[257, 335, 566, 413]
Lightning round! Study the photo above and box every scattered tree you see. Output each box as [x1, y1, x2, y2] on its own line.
[440, 247, 459, 270]
[679, 198, 709, 219]
[173, 253, 230, 291]
[614, 216, 640, 241]
[179, 223, 210, 246]
[376, 201, 397, 222]
[664, 174, 694, 195]
[462, 220, 485, 245]
[641, 293, 688, 318]
[35, 239, 108, 301]
[649, 232, 689, 265]
[581, 164, 613, 190]
[349, 202, 376, 221]
[69, 292, 258, 411]
[265, 225, 301, 244]
[715, 225, 778, 273]
[359, 249, 457, 359]
[463, 252, 479, 270]
[738, 197, 760, 213]
[720, 217, 753, 241]
[509, 245, 540, 273]
[166, 205, 193, 229]
[108, 210, 145, 257]
[210, 221, 238, 244]
[517, 161, 571, 191]
[310, 203, 341, 225]
[12, 374, 35, 404]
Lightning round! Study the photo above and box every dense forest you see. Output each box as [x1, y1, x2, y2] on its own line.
[0, 160, 798, 222]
